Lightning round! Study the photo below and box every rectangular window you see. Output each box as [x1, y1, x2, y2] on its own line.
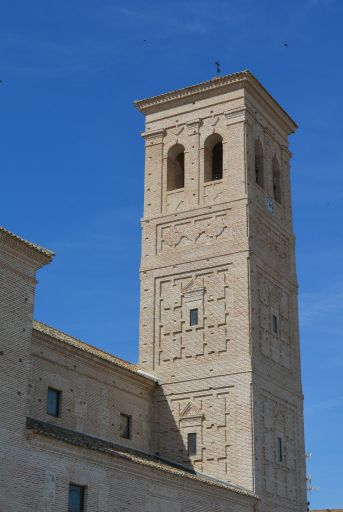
[272, 314, 278, 334]
[68, 484, 85, 512]
[187, 433, 197, 456]
[190, 308, 198, 326]
[277, 436, 283, 462]
[47, 387, 61, 417]
[120, 413, 132, 439]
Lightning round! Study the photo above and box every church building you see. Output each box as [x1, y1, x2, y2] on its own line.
[0, 70, 307, 512]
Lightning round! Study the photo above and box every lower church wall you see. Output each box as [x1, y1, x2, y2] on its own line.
[30, 329, 156, 453]
[0, 426, 258, 512]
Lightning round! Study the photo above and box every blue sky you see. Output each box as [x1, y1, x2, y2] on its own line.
[0, 0, 342, 507]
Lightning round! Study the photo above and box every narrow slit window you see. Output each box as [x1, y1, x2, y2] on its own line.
[120, 413, 132, 439]
[272, 314, 278, 334]
[190, 308, 199, 326]
[254, 139, 264, 188]
[272, 156, 282, 204]
[277, 437, 283, 462]
[212, 142, 223, 180]
[68, 484, 85, 512]
[47, 387, 61, 417]
[188, 433, 197, 456]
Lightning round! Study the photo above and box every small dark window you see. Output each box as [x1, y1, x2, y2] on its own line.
[190, 308, 199, 326]
[272, 314, 278, 334]
[120, 413, 132, 439]
[188, 433, 197, 456]
[68, 484, 85, 512]
[47, 387, 61, 417]
[277, 437, 283, 462]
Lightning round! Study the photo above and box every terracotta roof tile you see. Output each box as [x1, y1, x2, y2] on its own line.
[32, 321, 157, 383]
[26, 417, 258, 500]
[0, 225, 54, 262]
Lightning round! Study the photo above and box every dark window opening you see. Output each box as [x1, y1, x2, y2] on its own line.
[167, 144, 185, 191]
[212, 142, 223, 180]
[175, 153, 185, 188]
[120, 413, 132, 439]
[272, 156, 281, 204]
[204, 134, 223, 182]
[277, 437, 283, 462]
[188, 433, 197, 456]
[68, 484, 85, 512]
[47, 387, 61, 417]
[255, 139, 264, 188]
[190, 308, 199, 326]
[272, 314, 278, 334]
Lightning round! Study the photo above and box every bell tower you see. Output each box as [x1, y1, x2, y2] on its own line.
[135, 71, 307, 512]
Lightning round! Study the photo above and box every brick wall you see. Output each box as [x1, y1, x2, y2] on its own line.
[30, 329, 155, 452]
[137, 73, 307, 511]
[0, 232, 51, 510]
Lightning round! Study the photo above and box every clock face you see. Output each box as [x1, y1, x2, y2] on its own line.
[265, 197, 274, 214]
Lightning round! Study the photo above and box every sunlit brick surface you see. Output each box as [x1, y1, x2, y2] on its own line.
[0, 72, 307, 511]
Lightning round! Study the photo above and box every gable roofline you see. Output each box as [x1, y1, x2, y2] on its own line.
[134, 70, 297, 132]
[32, 321, 158, 383]
[0, 226, 54, 267]
[26, 417, 258, 501]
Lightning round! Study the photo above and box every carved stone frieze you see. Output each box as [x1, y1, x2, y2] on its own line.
[159, 212, 230, 253]
[169, 126, 185, 137]
[166, 190, 185, 213]
[203, 181, 225, 204]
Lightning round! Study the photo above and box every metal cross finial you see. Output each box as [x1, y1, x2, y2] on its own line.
[215, 61, 221, 77]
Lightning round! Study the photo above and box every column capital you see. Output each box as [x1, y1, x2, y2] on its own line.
[224, 106, 254, 126]
[141, 128, 165, 145]
[281, 145, 292, 161]
[186, 118, 203, 134]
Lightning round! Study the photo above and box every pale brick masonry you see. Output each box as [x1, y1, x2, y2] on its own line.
[0, 71, 308, 511]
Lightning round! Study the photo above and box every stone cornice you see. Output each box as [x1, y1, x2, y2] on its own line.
[0, 226, 54, 268]
[134, 70, 297, 133]
[26, 417, 258, 500]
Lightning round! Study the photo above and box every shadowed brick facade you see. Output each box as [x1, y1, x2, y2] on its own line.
[0, 71, 307, 511]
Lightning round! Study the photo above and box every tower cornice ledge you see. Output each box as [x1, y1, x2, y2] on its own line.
[134, 70, 297, 133]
